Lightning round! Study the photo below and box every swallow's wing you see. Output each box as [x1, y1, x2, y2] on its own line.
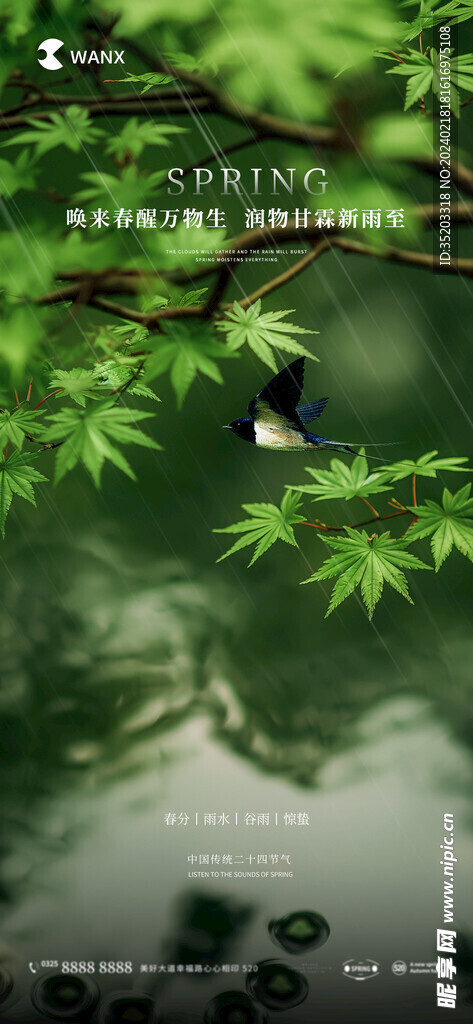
[248, 357, 306, 428]
[297, 397, 329, 424]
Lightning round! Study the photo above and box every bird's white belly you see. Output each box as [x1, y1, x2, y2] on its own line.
[254, 423, 312, 451]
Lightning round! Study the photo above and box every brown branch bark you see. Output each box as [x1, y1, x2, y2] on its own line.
[203, 265, 234, 316]
[111, 38, 343, 147]
[36, 234, 473, 328]
[85, 296, 203, 322]
[0, 94, 212, 128]
[52, 204, 473, 300]
[413, 157, 473, 199]
[113, 43, 473, 195]
[3, 63, 473, 205]
[301, 508, 410, 533]
[328, 237, 473, 277]
[177, 208, 473, 285]
[178, 134, 264, 179]
[234, 240, 332, 308]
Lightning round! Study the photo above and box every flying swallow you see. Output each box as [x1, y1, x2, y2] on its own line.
[223, 357, 369, 456]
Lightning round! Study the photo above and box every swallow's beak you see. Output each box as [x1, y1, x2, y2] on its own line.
[222, 424, 231, 429]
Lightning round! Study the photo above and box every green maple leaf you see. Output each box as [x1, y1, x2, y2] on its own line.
[215, 300, 318, 372]
[450, 52, 473, 105]
[303, 528, 432, 619]
[429, 48, 462, 116]
[0, 149, 37, 198]
[385, 51, 434, 110]
[93, 362, 160, 402]
[144, 322, 237, 407]
[0, 406, 43, 450]
[0, 309, 44, 379]
[378, 450, 471, 482]
[214, 491, 306, 566]
[43, 401, 161, 487]
[48, 368, 105, 407]
[162, 51, 217, 74]
[426, 0, 473, 25]
[0, 450, 48, 538]
[177, 288, 209, 307]
[385, 46, 473, 115]
[107, 72, 177, 93]
[140, 295, 169, 313]
[397, 0, 468, 38]
[287, 450, 392, 502]
[3, 106, 104, 158]
[0, 230, 58, 299]
[405, 483, 473, 570]
[92, 322, 151, 352]
[75, 165, 165, 209]
[105, 118, 187, 162]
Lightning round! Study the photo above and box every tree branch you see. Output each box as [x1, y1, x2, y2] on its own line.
[112, 38, 343, 147]
[170, 207, 473, 285]
[178, 133, 264, 180]
[52, 203, 473, 300]
[36, 228, 473, 325]
[86, 37, 473, 198]
[234, 239, 332, 308]
[328, 237, 473, 277]
[4, 56, 473, 206]
[87, 296, 203, 322]
[413, 156, 473, 199]
[301, 508, 410, 533]
[0, 94, 212, 128]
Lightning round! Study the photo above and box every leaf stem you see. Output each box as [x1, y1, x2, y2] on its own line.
[32, 389, 64, 410]
[389, 51, 406, 64]
[357, 495, 379, 517]
[418, 32, 428, 113]
[412, 473, 417, 507]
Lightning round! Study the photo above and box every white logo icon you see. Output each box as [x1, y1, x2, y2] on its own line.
[392, 960, 408, 976]
[37, 39, 64, 71]
[342, 959, 380, 981]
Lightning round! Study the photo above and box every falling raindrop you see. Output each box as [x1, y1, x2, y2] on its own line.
[31, 973, 99, 1021]
[98, 992, 158, 1024]
[269, 910, 330, 953]
[204, 990, 268, 1024]
[246, 961, 308, 1011]
[0, 966, 13, 1004]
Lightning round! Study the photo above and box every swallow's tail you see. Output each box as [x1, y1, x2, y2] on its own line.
[317, 439, 386, 461]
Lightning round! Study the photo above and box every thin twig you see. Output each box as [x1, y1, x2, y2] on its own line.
[357, 495, 380, 518]
[110, 360, 145, 397]
[0, 94, 211, 128]
[35, 236, 473, 326]
[300, 508, 411, 533]
[32, 389, 64, 410]
[203, 265, 234, 317]
[389, 51, 406, 64]
[178, 134, 264, 180]
[234, 240, 332, 309]
[3, 42, 473, 204]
